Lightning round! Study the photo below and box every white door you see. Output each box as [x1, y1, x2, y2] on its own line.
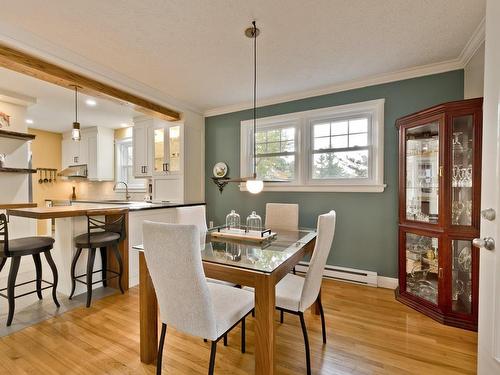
[477, 1, 500, 373]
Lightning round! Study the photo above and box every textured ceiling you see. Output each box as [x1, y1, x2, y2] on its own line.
[0, 0, 486, 112]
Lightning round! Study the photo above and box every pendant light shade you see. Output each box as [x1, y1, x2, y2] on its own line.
[246, 178, 264, 194]
[245, 21, 263, 194]
[71, 85, 81, 141]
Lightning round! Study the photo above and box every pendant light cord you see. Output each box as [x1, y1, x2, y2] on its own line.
[74, 86, 78, 123]
[252, 21, 257, 179]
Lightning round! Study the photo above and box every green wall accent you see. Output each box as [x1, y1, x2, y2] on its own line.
[205, 70, 464, 278]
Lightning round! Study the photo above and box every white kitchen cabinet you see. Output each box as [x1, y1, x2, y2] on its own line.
[133, 114, 203, 203]
[132, 120, 152, 178]
[62, 127, 114, 181]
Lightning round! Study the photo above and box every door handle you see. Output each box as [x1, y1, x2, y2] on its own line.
[165, 163, 169, 172]
[473, 237, 495, 251]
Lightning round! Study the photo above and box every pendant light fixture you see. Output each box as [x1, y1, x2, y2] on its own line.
[211, 21, 288, 194]
[71, 85, 81, 141]
[244, 21, 263, 194]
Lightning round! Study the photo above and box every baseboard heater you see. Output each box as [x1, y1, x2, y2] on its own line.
[295, 262, 378, 287]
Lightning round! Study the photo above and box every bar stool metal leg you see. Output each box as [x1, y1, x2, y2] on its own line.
[0, 257, 6, 273]
[69, 248, 82, 300]
[6, 256, 21, 326]
[44, 251, 60, 308]
[32, 254, 43, 300]
[86, 248, 96, 308]
[100, 247, 107, 288]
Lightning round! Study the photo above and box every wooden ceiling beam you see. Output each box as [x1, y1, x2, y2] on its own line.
[0, 44, 181, 121]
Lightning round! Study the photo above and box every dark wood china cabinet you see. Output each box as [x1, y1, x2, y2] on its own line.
[395, 98, 482, 331]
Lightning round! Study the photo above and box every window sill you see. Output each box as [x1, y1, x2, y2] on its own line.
[239, 183, 386, 193]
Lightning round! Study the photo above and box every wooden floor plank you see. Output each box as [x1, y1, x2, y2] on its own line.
[0, 279, 477, 374]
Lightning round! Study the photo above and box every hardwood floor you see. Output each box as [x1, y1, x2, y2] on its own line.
[0, 279, 477, 374]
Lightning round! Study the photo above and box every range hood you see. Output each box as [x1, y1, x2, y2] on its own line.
[57, 164, 88, 178]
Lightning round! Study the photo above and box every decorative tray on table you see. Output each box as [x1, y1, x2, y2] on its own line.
[209, 225, 277, 243]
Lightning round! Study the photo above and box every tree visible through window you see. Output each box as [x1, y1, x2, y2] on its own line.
[312, 118, 369, 179]
[255, 126, 296, 180]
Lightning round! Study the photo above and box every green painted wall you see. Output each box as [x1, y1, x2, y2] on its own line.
[205, 70, 464, 278]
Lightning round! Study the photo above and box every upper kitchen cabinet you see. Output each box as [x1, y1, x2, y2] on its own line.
[133, 117, 183, 178]
[62, 126, 114, 181]
[132, 115, 203, 203]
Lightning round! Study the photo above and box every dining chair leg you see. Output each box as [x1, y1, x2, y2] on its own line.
[299, 312, 312, 375]
[32, 253, 43, 299]
[69, 248, 82, 299]
[241, 317, 246, 353]
[6, 256, 21, 326]
[44, 251, 60, 308]
[0, 257, 6, 273]
[223, 334, 228, 346]
[208, 341, 217, 375]
[157, 323, 167, 375]
[100, 247, 107, 288]
[111, 245, 124, 294]
[318, 295, 327, 344]
[86, 248, 96, 308]
[280, 309, 284, 324]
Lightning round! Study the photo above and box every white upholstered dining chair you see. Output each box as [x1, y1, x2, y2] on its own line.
[142, 221, 254, 375]
[265, 203, 299, 231]
[176, 205, 236, 288]
[275, 210, 336, 375]
[265, 203, 300, 274]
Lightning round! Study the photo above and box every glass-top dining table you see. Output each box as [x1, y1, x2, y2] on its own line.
[133, 227, 318, 375]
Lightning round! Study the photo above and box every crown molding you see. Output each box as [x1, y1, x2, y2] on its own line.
[204, 59, 463, 117]
[0, 22, 203, 116]
[459, 17, 485, 66]
[204, 19, 486, 118]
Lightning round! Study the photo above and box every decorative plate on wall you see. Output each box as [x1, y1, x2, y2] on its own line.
[213, 162, 228, 178]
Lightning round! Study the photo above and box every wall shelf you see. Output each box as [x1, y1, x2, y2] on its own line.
[0, 129, 36, 141]
[0, 167, 37, 174]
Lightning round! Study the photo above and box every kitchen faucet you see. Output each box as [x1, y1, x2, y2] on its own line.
[113, 181, 131, 201]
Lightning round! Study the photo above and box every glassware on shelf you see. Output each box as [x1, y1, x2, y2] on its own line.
[405, 233, 439, 304]
[246, 211, 262, 231]
[225, 210, 241, 229]
[452, 201, 464, 225]
[457, 246, 472, 272]
[453, 279, 465, 300]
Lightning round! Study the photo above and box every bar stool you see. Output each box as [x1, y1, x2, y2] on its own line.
[69, 209, 126, 307]
[0, 213, 60, 326]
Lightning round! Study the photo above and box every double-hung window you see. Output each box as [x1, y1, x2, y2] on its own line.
[240, 99, 385, 192]
[115, 138, 146, 191]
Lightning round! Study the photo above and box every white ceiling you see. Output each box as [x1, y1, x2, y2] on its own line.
[0, 68, 140, 133]
[0, 0, 486, 113]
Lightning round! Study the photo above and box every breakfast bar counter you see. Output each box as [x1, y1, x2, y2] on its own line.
[7, 202, 205, 296]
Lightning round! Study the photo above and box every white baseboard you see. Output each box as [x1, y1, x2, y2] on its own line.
[295, 262, 397, 289]
[376, 276, 398, 290]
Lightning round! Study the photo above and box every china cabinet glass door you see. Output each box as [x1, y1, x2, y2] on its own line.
[405, 232, 439, 305]
[405, 122, 440, 224]
[451, 115, 474, 226]
[451, 239, 473, 314]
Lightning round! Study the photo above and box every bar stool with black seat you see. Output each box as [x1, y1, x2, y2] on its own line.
[0, 213, 60, 326]
[69, 209, 126, 307]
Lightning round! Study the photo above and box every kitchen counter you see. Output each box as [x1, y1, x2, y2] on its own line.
[6, 201, 206, 296]
[7, 201, 205, 219]
[71, 200, 205, 212]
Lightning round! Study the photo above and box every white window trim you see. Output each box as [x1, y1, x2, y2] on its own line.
[240, 99, 386, 193]
[115, 138, 146, 192]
